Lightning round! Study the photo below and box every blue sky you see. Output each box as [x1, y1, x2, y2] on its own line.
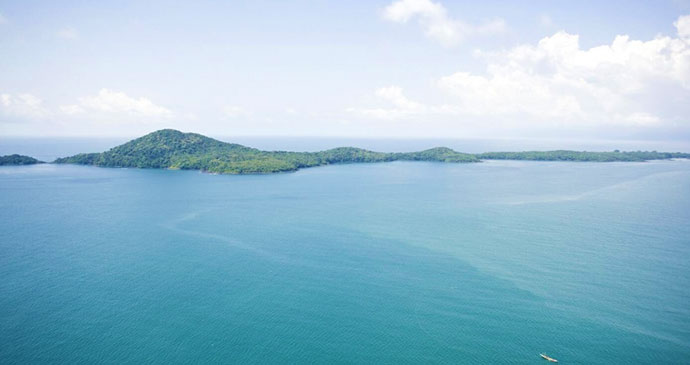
[1, 0, 689, 140]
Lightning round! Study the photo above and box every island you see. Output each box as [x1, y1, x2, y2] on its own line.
[477, 150, 690, 162]
[52, 129, 690, 174]
[0, 154, 44, 166]
[53, 129, 478, 174]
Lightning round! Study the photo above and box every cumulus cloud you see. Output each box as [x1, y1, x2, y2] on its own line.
[2, 89, 171, 130]
[438, 22, 690, 123]
[58, 104, 84, 115]
[347, 86, 425, 120]
[0, 93, 49, 119]
[61, 89, 173, 118]
[376, 86, 424, 110]
[355, 15, 690, 132]
[347, 86, 461, 120]
[383, 0, 506, 46]
[676, 15, 690, 40]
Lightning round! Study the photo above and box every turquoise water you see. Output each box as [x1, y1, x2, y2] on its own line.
[1, 160, 689, 364]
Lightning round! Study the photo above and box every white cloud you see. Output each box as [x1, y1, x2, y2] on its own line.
[376, 86, 425, 111]
[353, 15, 690, 132]
[57, 27, 78, 39]
[0, 93, 49, 119]
[383, 0, 506, 46]
[348, 86, 443, 120]
[59, 104, 85, 115]
[61, 89, 173, 118]
[676, 15, 690, 40]
[438, 23, 690, 123]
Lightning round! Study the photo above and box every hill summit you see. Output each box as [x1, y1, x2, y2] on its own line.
[54, 129, 690, 174]
[0, 154, 44, 166]
[54, 129, 479, 174]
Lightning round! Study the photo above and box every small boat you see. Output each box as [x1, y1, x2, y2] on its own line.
[540, 353, 558, 362]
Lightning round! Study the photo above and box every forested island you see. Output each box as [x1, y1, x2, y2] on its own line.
[48, 129, 690, 174]
[0, 154, 43, 166]
[477, 150, 689, 162]
[53, 129, 478, 174]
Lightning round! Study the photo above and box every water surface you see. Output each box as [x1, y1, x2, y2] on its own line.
[1, 160, 689, 363]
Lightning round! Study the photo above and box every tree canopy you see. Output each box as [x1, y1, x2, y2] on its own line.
[53, 129, 690, 174]
[0, 154, 43, 166]
[54, 129, 479, 174]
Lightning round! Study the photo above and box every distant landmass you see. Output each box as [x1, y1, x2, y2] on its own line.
[38, 129, 689, 174]
[476, 150, 690, 162]
[0, 154, 44, 166]
[53, 129, 478, 174]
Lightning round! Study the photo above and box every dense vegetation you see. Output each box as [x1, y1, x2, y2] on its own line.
[52, 129, 690, 174]
[477, 150, 690, 162]
[54, 129, 479, 174]
[0, 154, 43, 165]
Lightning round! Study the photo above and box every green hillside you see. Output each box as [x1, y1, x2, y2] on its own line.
[0, 154, 44, 166]
[477, 150, 690, 162]
[54, 129, 479, 174]
[53, 129, 690, 174]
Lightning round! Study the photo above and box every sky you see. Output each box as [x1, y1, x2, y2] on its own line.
[0, 0, 689, 141]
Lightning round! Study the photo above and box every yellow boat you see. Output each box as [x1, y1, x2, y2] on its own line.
[540, 353, 558, 362]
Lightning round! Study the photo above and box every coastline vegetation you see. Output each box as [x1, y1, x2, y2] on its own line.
[53, 129, 478, 174]
[477, 150, 690, 162]
[49, 129, 690, 174]
[0, 154, 44, 166]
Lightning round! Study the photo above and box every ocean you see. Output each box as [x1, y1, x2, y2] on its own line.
[1, 139, 689, 364]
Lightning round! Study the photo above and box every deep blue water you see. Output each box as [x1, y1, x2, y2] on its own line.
[1, 159, 689, 364]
